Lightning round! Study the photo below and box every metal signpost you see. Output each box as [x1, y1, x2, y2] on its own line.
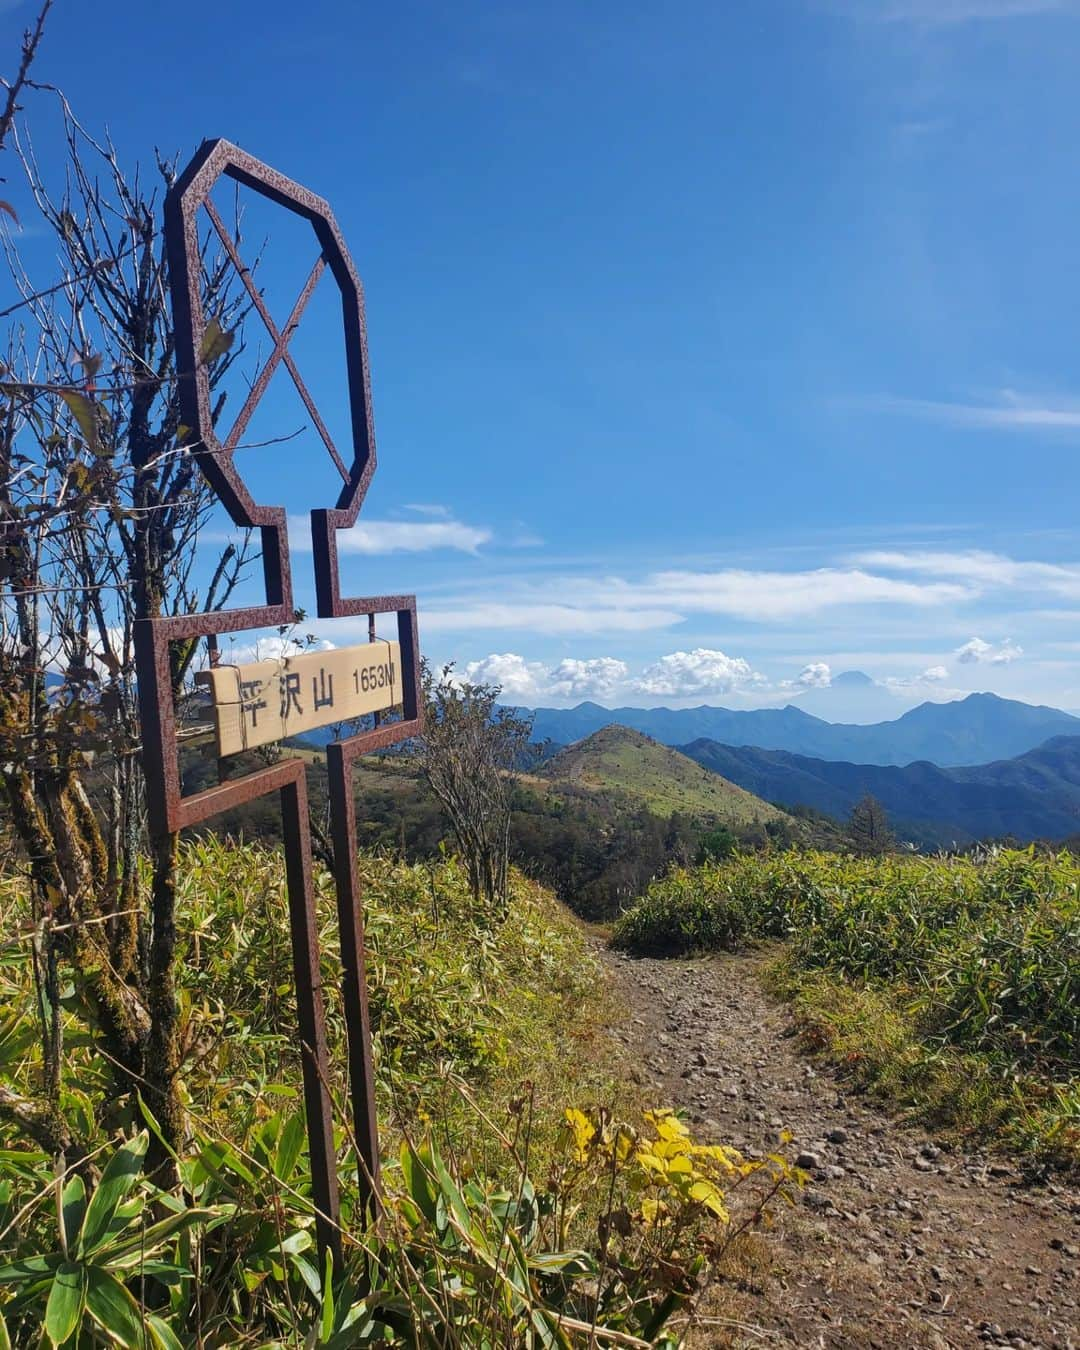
[134, 139, 422, 1264]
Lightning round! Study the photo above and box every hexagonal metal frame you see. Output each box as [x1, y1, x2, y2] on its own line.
[135, 139, 423, 1262]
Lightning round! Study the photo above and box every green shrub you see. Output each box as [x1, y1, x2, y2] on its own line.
[614, 848, 1080, 1072]
[0, 839, 794, 1343]
[0, 1104, 794, 1345]
[613, 848, 1080, 1167]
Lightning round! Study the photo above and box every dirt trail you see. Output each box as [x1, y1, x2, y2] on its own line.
[598, 946, 1080, 1350]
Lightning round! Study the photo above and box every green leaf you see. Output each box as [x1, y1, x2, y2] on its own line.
[77, 1132, 148, 1257]
[0, 1254, 62, 1284]
[320, 1246, 334, 1343]
[290, 1253, 321, 1297]
[0, 1308, 10, 1350]
[399, 1144, 437, 1224]
[85, 1266, 145, 1347]
[146, 1314, 184, 1350]
[195, 1138, 257, 1190]
[60, 1174, 86, 1252]
[44, 1261, 85, 1346]
[198, 317, 234, 365]
[274, 1112, 305, 1185]
[106, 1206, 222, 1265]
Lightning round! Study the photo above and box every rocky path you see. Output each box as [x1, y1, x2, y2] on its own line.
[599, 946, 1080, 1350]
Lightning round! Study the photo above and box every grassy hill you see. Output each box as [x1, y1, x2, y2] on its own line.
[541, 724, 786, 826]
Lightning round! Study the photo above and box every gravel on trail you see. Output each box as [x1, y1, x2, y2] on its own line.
[599, 945, 1080, 1350]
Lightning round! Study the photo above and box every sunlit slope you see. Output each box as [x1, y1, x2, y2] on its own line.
[541, 724, 785, 826]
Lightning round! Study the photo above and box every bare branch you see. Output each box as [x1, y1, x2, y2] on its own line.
[0, 0, 52, 159]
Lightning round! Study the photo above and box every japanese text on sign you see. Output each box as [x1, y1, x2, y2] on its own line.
[195, 642, 401, 756]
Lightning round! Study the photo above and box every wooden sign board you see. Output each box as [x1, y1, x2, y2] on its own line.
[196, 642, 402, 756]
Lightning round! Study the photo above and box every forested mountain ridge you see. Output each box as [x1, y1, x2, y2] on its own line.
[520, 692, 1080, 768]
[679, 733, 1080, 847]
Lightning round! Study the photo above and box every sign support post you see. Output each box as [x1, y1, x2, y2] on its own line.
[136, 139, 423, 1264]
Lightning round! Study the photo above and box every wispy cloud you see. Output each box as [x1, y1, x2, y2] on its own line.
[288, 514, 491, 555]
[853, 391, 1080, 430]
[829, 0, 1076, 23]
[629, 567, 968, 620]
[419, 564, 968, 637]
[420, 603, 681, 635]
[884, 664, 952, 688]
[853, 549, 1080, 599]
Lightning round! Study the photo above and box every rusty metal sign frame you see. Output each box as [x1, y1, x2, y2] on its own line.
[135, 139, 423, 1263]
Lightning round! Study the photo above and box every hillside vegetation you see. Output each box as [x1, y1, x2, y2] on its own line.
[541, 725, 785, 826]
[614, 849, 1080, 1165]
[0, 839, 792, 1346]
[196, 731, 814, 921]
[681, 734, 1080, 846]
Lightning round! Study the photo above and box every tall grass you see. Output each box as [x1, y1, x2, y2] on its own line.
[613, 849, 1080, 1162]
[0, 839, 794, 1345]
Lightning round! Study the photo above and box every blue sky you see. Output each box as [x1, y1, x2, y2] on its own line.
[6, 0, 1080, 718]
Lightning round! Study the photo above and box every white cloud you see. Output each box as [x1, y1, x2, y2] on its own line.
[857, 391, 1080, 431]
[547, 657, 628, 699]
[956, 637, 994, 664]
[622, 567, 967, 621]
[210, 633, 336, 670]
[852, 549, 1080, 600]
[955, 637, 1023, 665]
[880, 664, 955, 693]
[423, 564, 967, 638]
[461, 653, 547, 698]
[458, 652, 629, 701]
[633, 649, 766, 698]
[796, 662, 832, 688]
[288, 514, 490, 555]
[421, 604, 681, 635]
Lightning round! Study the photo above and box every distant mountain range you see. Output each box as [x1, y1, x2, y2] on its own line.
[679, 734, 1080, 847]
[519, 692, 1080, 768]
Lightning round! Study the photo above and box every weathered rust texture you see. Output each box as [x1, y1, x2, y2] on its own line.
[137, 139, 424, 1261]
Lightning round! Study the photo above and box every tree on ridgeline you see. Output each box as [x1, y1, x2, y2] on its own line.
[419, 662, 537, 925]
[847, 793, 896, 856]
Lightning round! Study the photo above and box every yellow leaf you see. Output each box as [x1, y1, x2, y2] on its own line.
[640, 1197, 666, 1226]
[634, 1150, 666, 1176]
[60, 389, 98, 453]
[199, 316, 234, 365]
[564, 1108, 596, 1161]
[689, 1180, 729, 1220]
